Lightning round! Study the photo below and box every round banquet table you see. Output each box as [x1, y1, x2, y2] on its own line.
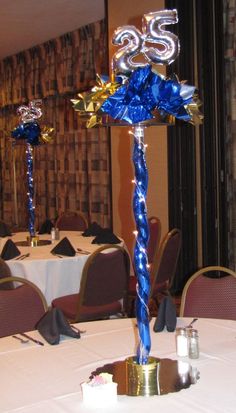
[0, 231, 124, 306]
[0, 317, 236, 412]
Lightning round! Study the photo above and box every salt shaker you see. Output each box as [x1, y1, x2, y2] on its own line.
[188, 328, 199, 359]
[51, 227, 56, 243]
[175, 327, 188, 357]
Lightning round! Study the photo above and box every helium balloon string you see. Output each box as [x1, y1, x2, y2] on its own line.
[26, 143, 35, 236]
[131, 125, 151, 364]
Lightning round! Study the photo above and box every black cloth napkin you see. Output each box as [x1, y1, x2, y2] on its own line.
[38, 219, 54, 234]
[36, 308, 80, 345]
[165, 296, 177, 332]
[1, 239, 21, 260]
[91, 228, 121, 244]
[0, 221, 12, 237]
[51, 237, 76, 256]
[153, 296, 177, 333]
[82, 222, 103, 237]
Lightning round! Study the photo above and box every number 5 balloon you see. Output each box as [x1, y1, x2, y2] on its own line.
[142, 9, 180, 65]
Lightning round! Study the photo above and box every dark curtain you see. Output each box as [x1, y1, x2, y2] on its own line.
[224, 0, 236, 270]
[166, 0, 228, 292]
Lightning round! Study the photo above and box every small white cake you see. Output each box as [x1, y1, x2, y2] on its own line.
[81, 373, 118, 407]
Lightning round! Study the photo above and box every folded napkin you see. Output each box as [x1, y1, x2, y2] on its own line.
[82, 222, 103, 237]
[1, 239, 21, 260]
[153, 296, 177, 333]
[36, 308, 80, 344]
[0, 221, 12, 237]
[51, 237, 76, 256]
[91, 228, 121, 244]
[38, 219, 54, 234]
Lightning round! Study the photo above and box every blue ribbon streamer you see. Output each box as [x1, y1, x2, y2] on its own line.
[26, 144, 35, 237]
[132, 126, 151, 364]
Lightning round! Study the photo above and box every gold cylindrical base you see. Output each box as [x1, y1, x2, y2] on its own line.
[126, 356, 159, 396]
[26, 235, 39, 247]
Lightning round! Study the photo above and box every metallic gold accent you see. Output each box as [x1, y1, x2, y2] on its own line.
[26, 235, 39, 247]
[90, 357, 200, 396]
[126, 356, 159, 396]
[17, 239, 51, 247]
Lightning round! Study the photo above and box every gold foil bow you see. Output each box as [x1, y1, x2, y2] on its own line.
[71, 74, 121, 128]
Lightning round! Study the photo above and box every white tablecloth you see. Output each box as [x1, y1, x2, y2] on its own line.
[0, 231, 110, 305]
[1, 317, 236, 413]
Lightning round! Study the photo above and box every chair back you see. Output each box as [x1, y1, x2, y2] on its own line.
[0, 276, 48, 337]
[56, 211, 88, 231]
[75, 244, 130, 319]
[180, 266, 236, 320]
[150, 228, 181, 297]
[147, 216, 161, 264]
[0, 258, 14, 290]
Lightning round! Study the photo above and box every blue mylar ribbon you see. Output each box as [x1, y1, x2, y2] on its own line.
[26, 145, 35, 236]
[11, 122, 41, 146]
[132, 126, 151, 364]
[100, 65, 196, 124]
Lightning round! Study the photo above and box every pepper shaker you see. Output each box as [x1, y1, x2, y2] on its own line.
[55, 227, 60, 240]
[188, 328, 199, 359]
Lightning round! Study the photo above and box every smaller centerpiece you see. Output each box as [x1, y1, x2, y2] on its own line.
[11, 100, 54, 241]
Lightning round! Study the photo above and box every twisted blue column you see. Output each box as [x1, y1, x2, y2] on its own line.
[132, 125, 151, 364]
[26, 143, 35, 237]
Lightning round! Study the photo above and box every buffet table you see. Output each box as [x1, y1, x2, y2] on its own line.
[0, 231, 114, 305]
[1, 317, 236, 412]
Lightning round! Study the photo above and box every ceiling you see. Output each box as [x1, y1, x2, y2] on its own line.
[0, 0, 105, 60]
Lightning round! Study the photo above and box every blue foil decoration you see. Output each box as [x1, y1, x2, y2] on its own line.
[11, 122, 41, 146]
[132, 126, 151, 364]
[100, 65, 196, 124]
[26, 144, 35, 237]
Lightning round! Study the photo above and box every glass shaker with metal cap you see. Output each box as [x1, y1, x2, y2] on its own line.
[175, 327, 188, 357]
[188, 328, 199, 359]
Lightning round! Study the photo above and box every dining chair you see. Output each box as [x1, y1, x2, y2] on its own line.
[52, 244, 130, 322]
[0, 258, 14, 290]
[128, 228, 181, 316]
[0, 276, 48, 338]
[180, 266, 236, 320]
[147, 216, 162, 265]
[55, 211, 88, 231]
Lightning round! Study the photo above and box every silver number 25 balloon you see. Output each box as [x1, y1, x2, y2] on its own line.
[112, 9, 180, 75]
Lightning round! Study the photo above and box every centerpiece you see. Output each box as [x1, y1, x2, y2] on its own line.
[11, 100, 54, 244]
[72, 8, 203, 398]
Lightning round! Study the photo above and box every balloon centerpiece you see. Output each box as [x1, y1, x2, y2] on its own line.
[11, 100, 54, 237]
[73, 9, 203, 395]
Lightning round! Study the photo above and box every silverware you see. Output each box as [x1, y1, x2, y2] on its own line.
[15, 253, 30, 261]
[19, 332, 44, 346]
[12, 335, 29, 344]
[19, 253, 30, 260]
[71, 325, 86, 334]
[51, 253, 63, 258]
[77, 248, 90, 255]
[186, 318, 198, 328]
